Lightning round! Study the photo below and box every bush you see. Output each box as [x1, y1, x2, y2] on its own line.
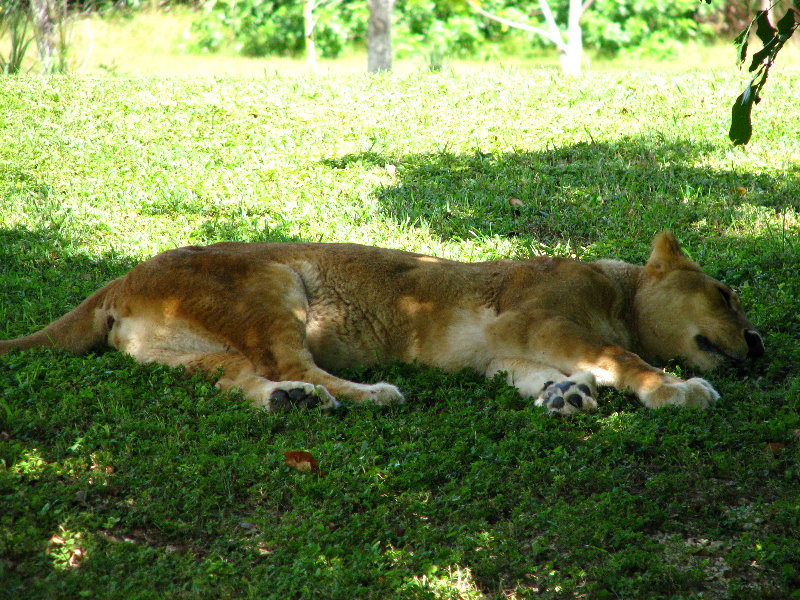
[394, 0, 485, 58]
[580, 0, 711, 56]
[0, 0, 34, 74]
[191, 0, 367, 58]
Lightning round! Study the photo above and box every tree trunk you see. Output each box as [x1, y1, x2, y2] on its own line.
[367, 0, 394, 72]
[303, 0, 318, 72]
[30, 0, 58, 74]
[562, 0, 582, 75]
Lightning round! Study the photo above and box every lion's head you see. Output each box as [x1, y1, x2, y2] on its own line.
[635, 232, 764, 370]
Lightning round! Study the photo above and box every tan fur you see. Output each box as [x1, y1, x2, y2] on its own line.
[0, 232, 764, 414]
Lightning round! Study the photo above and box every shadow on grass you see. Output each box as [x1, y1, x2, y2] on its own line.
[323, 137, 799, 254]
[0, 227, 137, 337]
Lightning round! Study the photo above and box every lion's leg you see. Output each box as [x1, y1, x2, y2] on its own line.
[109, 261, 403, 409]
[153, 264, 405, 408]
[583, 345, 719, 409]
[237, 344, 404, 407]
[491, 313, 718, 411]
[216, 313, 404, 407]
[486, 358, 598, 415]
[182, 349, 403, 409]
[108, 308, 340, 411]
[558, 345, 718, 410]
[180, 352, 341, 411]
[282, 365, 404, 406]
[536, 336, 718, 410]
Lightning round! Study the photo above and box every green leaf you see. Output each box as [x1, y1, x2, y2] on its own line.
[737, 39, 749, 65]
[776, 9, 799, 36]
[729, 88, 754, 146]
[754, 10, 776, 45]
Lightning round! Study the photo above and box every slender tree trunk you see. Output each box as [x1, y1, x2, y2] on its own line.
[367, 0, 394, 72]
[30, 0, 58, 73]
[303, 0, 318, 72]
[562, 0, 582, 74]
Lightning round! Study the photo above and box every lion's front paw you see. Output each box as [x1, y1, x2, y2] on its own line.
[535, 372, 598, 416]
[642, 377, 719, 409]
[367, 382, 405, 406]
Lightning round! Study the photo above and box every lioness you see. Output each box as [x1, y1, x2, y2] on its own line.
[0, 232, 763, 415]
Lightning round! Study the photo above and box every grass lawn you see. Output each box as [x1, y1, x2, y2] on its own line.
[1, 22, 799, 599]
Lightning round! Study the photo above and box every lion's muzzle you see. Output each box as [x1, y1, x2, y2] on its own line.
[695, 329, 764, 364]
[744, 329, 765, 359]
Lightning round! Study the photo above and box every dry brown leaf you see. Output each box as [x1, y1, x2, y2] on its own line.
[763, 442, 784, 456]
[283, 450, 319, 473]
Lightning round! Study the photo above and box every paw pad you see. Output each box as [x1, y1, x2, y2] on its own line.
[270, 387, 321, 410]
[535, 380, 597, 415]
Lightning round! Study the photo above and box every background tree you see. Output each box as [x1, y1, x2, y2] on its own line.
[303, 0, 345, 71]
[466, 0, 586, 74]
[192, 0, 365, 61]
[191, 0, 710, 65]
[367, 0, 394, 71]
[28, 0, 70, 73]
[304, 0, 318, 70]
[29, 0, 61, 72]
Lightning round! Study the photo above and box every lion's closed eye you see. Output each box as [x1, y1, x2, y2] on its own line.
[718, 287, 732, 308]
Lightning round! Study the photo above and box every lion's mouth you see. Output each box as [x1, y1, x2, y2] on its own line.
[695, 334, 743, 363]
[695, 330, 765, 366]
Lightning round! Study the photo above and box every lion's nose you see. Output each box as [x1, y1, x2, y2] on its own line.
[744, 330, 764, 359]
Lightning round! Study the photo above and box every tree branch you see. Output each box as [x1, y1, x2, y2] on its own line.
[537, 0, 564, 46]
[466, 0, 567, 52]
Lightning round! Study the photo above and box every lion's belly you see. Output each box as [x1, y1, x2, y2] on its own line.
[109, 313, 231, 366]
[306, 303, 499, 374]
[304, 303, 401, 370]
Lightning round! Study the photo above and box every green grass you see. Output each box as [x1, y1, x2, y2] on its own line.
[1, 62, 799, 599]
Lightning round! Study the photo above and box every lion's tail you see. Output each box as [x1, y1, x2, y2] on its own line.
[0, 278, 122, 356]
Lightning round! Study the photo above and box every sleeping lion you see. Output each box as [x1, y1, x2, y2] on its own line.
[0, 232, 764, 415]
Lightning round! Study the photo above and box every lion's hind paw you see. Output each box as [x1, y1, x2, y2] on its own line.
[268, 383, 339, 411]
[535, 374, 598, 416]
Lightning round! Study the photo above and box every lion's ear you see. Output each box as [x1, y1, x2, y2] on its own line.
[645, 231, 697, 277]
